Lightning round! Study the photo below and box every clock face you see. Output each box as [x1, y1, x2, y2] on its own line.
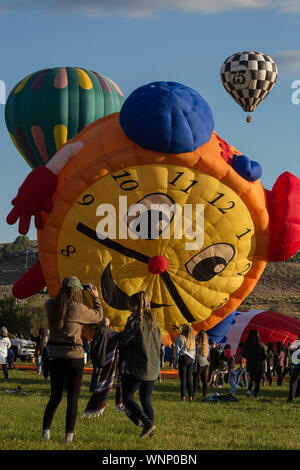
[38, 113, 268, 342]
[54, 163, 256, 337]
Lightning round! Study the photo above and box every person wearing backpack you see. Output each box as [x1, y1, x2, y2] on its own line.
[89, 317, 112, 392]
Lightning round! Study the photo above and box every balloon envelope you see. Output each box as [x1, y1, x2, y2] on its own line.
[220, 51, 278, 113]
[207, 309, 300, 355]
[5, 67, 124, 168]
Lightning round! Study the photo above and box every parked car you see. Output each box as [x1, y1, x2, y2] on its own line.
[10, 337, 36, 361]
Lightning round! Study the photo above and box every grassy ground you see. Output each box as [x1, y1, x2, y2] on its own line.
[0, 367, 299, 451]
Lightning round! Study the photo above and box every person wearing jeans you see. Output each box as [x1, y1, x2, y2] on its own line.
[192, 331, 210, 400]
[119, 291, 161, 439]
[237, 366, 248, 389]
[174, 324, 196, 401]
[0, 327, 11, 380]
[122, 374, 156, 424]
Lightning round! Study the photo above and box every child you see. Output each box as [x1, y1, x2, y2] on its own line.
[224, 345, 238, 395]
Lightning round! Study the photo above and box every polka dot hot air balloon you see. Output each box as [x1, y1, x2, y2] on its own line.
[220, 51, 278, 122]
[5, 67, 124, 168]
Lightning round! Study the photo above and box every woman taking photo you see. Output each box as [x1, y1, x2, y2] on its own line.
[192, 330, 209, 400]
[42, 276, 103, 442]
[119, 291, 161, 439]
[174, 324, 196, 401]
[243, 329, 267, 398]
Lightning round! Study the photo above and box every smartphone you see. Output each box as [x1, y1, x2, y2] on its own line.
[82, 284, 89, 290]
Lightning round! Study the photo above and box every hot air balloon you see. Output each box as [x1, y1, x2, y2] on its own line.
[207, 310, 300, 355]
[6, 82, 300, 345]
[220, 51, 278, 122]
[5, 67, 124, 168]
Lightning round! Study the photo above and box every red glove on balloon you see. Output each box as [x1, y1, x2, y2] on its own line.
[6, 166, 58, 234]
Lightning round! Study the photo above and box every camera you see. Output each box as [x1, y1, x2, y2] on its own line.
[82, 284, 89, 290]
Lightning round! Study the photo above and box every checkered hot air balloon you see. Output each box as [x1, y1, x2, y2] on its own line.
[220, 51, 278, 122]
[5, 67, 124, 168]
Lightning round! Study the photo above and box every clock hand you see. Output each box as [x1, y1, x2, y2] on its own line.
[76, 222, 150, 264]
[101, 263, 170, 309]
[76, 222, 195, 322]
[159, 271, 195, 323]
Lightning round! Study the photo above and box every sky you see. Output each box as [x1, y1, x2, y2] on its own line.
[1, 0, 300, 242]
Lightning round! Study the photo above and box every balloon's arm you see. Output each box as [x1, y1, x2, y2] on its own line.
[46, 142, 83, 175]
[12, 261, 46, 299]
[6, 142, 83, 235]
[266, 171, 300, 261]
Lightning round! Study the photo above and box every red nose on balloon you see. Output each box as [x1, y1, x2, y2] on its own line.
[148, 256, 168, 274]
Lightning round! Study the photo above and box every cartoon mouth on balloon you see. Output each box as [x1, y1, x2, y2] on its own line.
[101, 262, 170, 310]
[76, 222, 195, 322]
[76, 222, 235, 321]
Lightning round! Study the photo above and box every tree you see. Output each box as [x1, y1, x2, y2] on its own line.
[0, 295, 47, 337]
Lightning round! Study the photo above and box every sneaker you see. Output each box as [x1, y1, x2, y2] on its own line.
[65, 432, 74, 443]
[140, 420, 156, 439]
[42, 429, 50, 440]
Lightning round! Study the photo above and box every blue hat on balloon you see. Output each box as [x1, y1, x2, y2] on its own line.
[119, 81, 214, 154]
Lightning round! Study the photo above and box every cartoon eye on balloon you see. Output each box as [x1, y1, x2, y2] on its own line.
[185, 243, 235, 281]
[126, 193, 176, 240]
[220, 51, 278, 122]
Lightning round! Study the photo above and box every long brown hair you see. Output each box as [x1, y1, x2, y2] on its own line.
[245, 329, 264, 347]
[196, 330, 209, 356]
[181, 324, 195, 351]
[129, 291, 156, 332]
[48, 287, 82, 331]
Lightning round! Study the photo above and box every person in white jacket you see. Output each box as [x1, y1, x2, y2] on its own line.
[0, 327, 11, 379]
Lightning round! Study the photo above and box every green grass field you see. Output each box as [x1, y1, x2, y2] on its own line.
[0, 368, 299, 451]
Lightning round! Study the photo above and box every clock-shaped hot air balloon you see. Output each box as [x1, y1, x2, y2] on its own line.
[6, 81, 300, 345]
[220, 51, 278, 122]
[5, 67, 124, 168]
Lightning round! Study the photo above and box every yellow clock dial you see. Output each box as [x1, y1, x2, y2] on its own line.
[56, 164, 255, 337]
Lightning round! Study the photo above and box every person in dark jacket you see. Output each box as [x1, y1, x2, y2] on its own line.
[208, 341, 219, 382]
[266, 342, 275, 385]
[243, 329, 267, 397]
[89, 317, 112, 392]
[275, 341, 286, 386]
[42, 277, 103, 443]
[119, 291, 161, 439]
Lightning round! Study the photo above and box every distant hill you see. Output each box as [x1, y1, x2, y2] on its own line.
[0, 240, 299, 320]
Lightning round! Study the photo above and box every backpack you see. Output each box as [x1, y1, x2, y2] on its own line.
[90, 326, 110, 367]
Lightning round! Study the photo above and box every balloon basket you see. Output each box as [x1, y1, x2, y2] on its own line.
[246, 114, 252, 123]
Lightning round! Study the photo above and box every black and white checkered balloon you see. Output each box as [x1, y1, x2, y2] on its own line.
[220, 51, 278, 113]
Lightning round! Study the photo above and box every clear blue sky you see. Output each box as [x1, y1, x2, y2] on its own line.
[1, 0, 300, 242]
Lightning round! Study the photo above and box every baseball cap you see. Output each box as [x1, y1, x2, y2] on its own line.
[62, 276, 83, 292]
